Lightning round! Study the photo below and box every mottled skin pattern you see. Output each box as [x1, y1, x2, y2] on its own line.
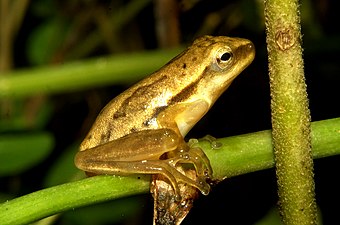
[75, 35, 255, 200]
[79, 36, 254, 150]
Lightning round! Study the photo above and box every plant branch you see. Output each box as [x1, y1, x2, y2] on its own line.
[264, 0, 317, 224]
[0, 48, 182, 98]
[0, 118, 339, 225]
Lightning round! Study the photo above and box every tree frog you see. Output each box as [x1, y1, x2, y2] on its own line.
[75, 35, 255, 199]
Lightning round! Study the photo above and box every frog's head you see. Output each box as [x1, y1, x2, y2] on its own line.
[156, 35, 254, 115]
[182, 35, 255, 107]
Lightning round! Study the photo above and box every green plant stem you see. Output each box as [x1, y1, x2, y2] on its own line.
[264, 0, 317, 224]
[1, 118, 339, 225]
[0, 175, 150, 225]
[0, 48, 182, 98]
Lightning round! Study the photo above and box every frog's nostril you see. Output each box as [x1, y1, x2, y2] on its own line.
[246, 42, 255, 54]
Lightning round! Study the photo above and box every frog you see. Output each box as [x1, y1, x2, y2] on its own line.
[74, 35, 255, 200]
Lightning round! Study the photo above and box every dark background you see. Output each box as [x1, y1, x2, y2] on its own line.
[1, 0, 339, 224]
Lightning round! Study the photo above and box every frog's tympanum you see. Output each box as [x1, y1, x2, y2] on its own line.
[75, 36, 255, 201]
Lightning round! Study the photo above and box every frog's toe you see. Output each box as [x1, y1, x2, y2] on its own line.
[196, 178, 211, 195]
[203, 168, 212, 179]
[186, 147, 213, 177]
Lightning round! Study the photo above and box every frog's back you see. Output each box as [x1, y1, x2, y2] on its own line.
[80, 82, 164, 150]
[80, 39, 206, 150]
[80, 35, 255, 151]
[80, 56, 195, 150]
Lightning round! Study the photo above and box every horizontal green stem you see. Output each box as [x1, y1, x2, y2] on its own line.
[0, 48, 182, 98]
[0, 118, 339, 225]
[205, 118, 340, 180]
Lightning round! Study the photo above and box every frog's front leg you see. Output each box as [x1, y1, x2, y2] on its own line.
[75, 128, 211, 199]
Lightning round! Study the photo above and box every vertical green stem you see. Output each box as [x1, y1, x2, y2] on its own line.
[264, 0, 318, 224]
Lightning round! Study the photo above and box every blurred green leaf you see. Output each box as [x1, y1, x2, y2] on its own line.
[44, 143, 81, 187]
[27, 19, 69, 65]
[31, 0, 56, 18]
[0, 99, 53, 132]
[0, 132, 54, 176]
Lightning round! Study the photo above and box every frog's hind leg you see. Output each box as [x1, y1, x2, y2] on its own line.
[76, 159, 209, 199]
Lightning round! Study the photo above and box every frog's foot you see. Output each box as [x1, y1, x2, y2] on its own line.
[159, 146, 213, 197]
[168, 146, 213, 179]
[136, 159, 210, 200]
[186, 147, 213, 178]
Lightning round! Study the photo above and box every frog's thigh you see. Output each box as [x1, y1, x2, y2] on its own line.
[77, 159, 178, 188]
[76, 128, 180, 165]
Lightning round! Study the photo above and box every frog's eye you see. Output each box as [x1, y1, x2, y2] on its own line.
[214, 48, 233, 70]
[220, 52, 232, 62]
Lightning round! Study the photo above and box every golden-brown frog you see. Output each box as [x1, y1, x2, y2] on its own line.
[75, 35, 255, 199]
